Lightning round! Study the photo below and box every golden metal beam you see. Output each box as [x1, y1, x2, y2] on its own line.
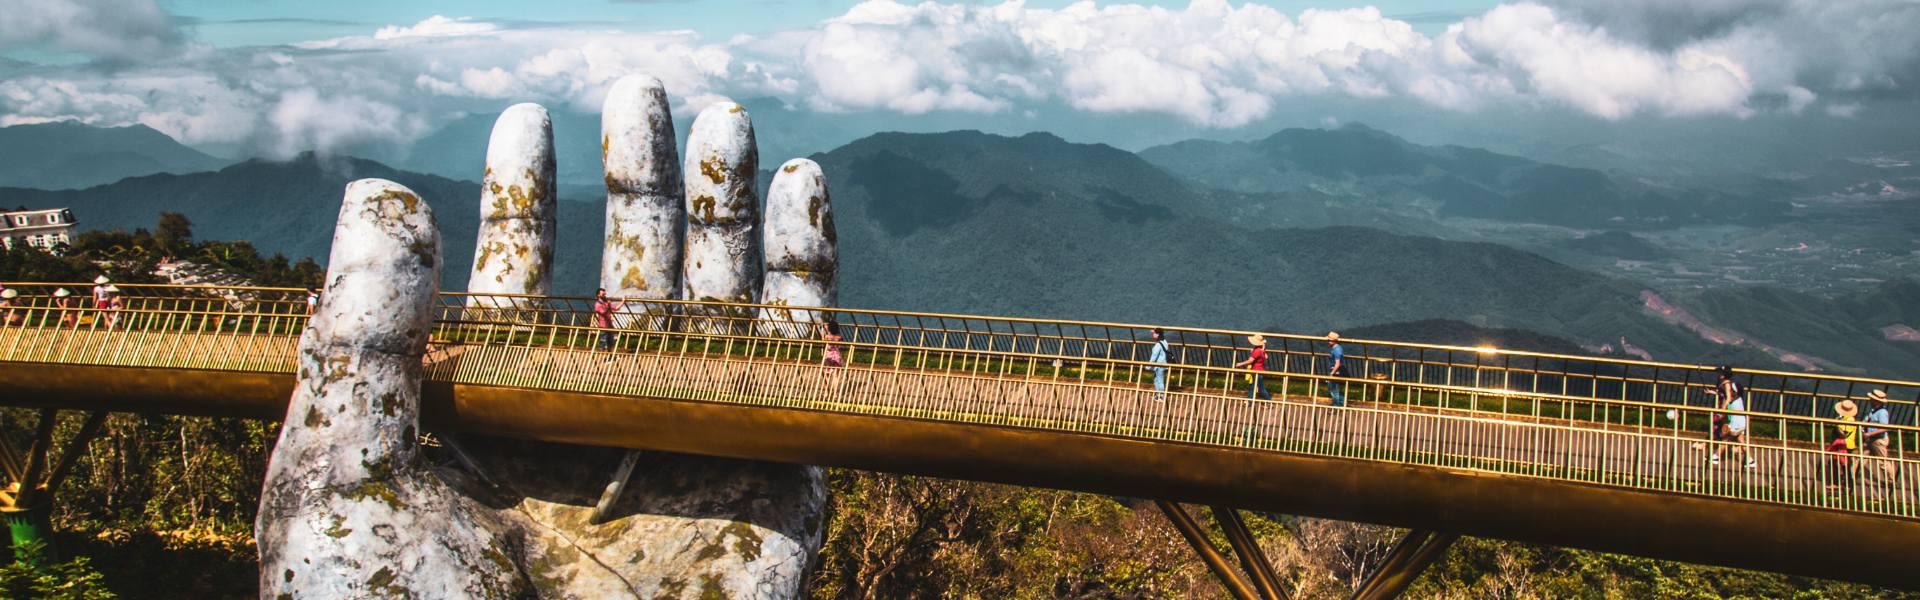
[42, 411, 108, 499]
[1, 363, 1914, 589]
[1157, 501, 1259, 600]
[13, 409, 56, 508]
[1211, 505, 1287, 600]
[1352, 531, 1458, 600]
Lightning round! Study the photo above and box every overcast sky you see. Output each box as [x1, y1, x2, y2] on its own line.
[1, 0, 1915, 165]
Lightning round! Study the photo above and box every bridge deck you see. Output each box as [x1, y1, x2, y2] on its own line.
[1, 285, 1918, 589]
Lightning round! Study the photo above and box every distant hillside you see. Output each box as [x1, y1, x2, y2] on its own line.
[1341, 320, 1593, 356]
[1553, 231, 1672, 261]
[811, 130, 1734, 362]
[11, 130, 1897, 375]
[0, 154, 604, 293]
[0, 121, 228, 189]
[1680, 280, 1920, 376]
[1139, 124, 1789, 230]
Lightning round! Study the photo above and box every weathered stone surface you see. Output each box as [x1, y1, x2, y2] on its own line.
[452, 441, 826, 599]
[681, 102, 760, 312]
[259, 91, 827, 600]
[258, 179, 527, 598]
[760, 158, 837, 337]
[600, 75, 683, 306]
[471, 103, 557, 299]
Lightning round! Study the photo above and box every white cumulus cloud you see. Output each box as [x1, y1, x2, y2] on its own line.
[2, 1, 1915, 158]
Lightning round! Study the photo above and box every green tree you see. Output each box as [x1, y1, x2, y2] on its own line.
[154, 213, 193, 255]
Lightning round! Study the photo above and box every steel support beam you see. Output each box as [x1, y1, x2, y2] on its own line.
[590, 450, 644, 524]
[41, 411, 107, 502]
[4, 364, 1920, 590]
[1352, 530, 1458, 600]
[1211, 505, 1287, 600]
[1157, 500, 1259, 600]
[13, 409, 57, 509]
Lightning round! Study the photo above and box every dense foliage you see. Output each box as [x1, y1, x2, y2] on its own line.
[0, 212, 323, 289]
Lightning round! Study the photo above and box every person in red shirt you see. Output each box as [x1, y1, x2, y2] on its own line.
[592, 288, 624, 354]
[1232, 333, 1272, 400]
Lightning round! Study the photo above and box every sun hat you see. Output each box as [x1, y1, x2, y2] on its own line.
[0, 289, 15, 299]
[1835, 399, 1860, 419]
[93, 275, 111, 285]
[53, 288, 71, 298]
[1868, 389, 1888, 404]
[1248, 333, 1266, 346]
[103, 285, 120, 293]
[1327, 331, 1340, 341]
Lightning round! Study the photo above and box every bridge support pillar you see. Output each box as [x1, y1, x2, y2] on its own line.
[589, 449, 643, 524]
[0, 409, 108, 562]
[1155, 500, 1261, 600]
[1210, 505, 1287, 600]
[1352, 530, 1457, 600]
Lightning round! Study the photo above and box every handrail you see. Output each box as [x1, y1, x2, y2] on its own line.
[16, 280, 1915, 390]
[5, 281, 1915, 419]
[4, 284, 1917, 522]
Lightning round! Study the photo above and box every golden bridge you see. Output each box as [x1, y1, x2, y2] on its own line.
[0, 283, 1916, 595]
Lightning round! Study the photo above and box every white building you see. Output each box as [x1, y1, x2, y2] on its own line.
[1, 208, 77, 251]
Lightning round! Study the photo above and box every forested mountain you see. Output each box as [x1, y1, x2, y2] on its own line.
[0, 121, 228, 190]
[0, 153, 605, 293]
[810, 130, 1737, 363]
[9, 128, 1902, 375]
[1139, 124, 1790, 229]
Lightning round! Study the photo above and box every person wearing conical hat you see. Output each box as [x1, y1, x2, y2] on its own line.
[0, 288, 18, 327]
[1862, 390, 1895, 497]
[91, 275, 112, 308]
[1232, 333, 1272, 400]
[1827, 398, 1860, 492]
[100, 284, 123, 330]
[1326, 331, 1348, 407]
[53, 288, 75, 328]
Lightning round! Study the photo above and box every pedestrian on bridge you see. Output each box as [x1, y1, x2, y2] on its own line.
[1146, 328, 1170, 402]
[1707, 366, 1756, 469]
[1862, 390, 1894, 497]
[819, 318, 847, 389]
[1827, 399, 1860, 492]
[90, 275, 110, 307]
[0, 288, 18, 327]
[593, 288, 625, 355]
[100, 285, 124, 330]
[1234, 334, 1272, 400]
[53, 288, 75, 328]
[1326, 331, 1347, 407]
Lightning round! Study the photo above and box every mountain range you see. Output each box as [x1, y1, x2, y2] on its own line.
[1139, 124, 1792, 230]
[0, 121, 229, 190]
[5, 122, 1914, 377]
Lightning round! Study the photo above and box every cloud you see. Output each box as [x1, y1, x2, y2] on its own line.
[4, 2, 1917, 158]
[374, 16, 501, 40]
[0, 0, 184, 61]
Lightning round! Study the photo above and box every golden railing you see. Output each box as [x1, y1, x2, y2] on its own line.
[1, 282, 1916, 520]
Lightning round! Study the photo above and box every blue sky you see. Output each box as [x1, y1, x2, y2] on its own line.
[1, 0, 1915, 167]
